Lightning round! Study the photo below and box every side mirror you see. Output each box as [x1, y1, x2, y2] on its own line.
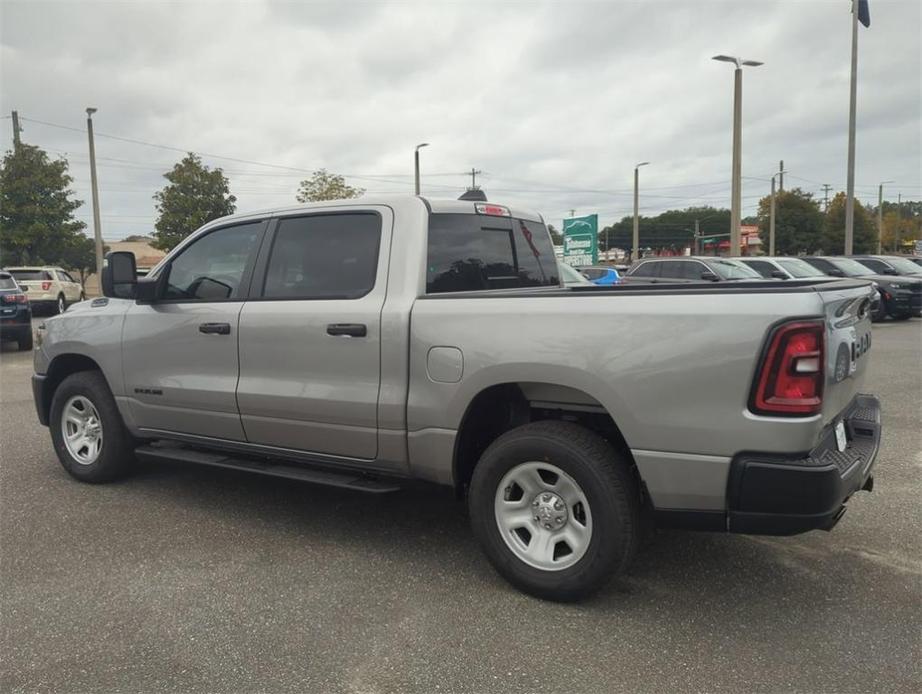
[771, 270, 789, 280]
[700, 271, 719, 281]
[101, 251, 137, 299]
[135, 262, 171, 303]
[883, 267, 897, 275]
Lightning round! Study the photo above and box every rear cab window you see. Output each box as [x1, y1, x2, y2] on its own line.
[426, 213, 559, 293]
[0, 274, 17, 290]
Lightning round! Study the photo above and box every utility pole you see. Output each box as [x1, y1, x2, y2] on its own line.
[844, 0, 862, 254]
[86, 108, 104, 277]
[632, 161, 649, 261]
[769, 170, 787, 256]
[778, 160, 784, 191]
[770, 177, 777, 256]
[822, 184, 833, 212]
[468, 168, 482, 190]
[694, 219, 700, 255]
[413, 143, 429, 195]
[569, 209, 575, 219]
[712, 55, 762, 257]
[894, 193, 902, 252]
[876, 181, 893, 254]
[11, 110, 22, 148]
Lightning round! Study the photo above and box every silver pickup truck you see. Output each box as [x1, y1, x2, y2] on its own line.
[32, 196, 881, 601]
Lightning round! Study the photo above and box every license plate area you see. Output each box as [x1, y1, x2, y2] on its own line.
[835, 420, 848, 453]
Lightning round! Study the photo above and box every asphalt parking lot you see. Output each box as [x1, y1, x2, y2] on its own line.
[1, 320, 920, 694]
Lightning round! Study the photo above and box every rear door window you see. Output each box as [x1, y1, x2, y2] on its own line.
[426, 214, 559, 293]
[659, 261, 699, 279]
[0, 275, 16, 289]
[263, 213, 381, 299]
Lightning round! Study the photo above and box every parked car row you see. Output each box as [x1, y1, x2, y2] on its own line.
[611, 254, 920, 322]
[0, 271, 34, 350]
[1, 266, 85, 315]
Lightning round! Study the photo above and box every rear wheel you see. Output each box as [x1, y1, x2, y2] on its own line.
[469, 421, 640, 602]
[49, 371, 136, 483]
[56, 294, 66, 314]
[891, 312, 912, 321]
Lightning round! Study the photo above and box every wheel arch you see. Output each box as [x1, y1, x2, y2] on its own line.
[452, 381, 639, 499]
[39, 353, 107, 424]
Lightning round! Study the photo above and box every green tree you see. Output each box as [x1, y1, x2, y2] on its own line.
[756, 187, 824, 255]
[152, 153, 236, 251]
[59, 233, 107, 286]
[0, 143, 86, 265]
[823, 192, 876, 253]
[877, 200, 921, 252]
[296, 169, 365, 202]
[601, 206, 730, 253]
[547, 223, 563, 245]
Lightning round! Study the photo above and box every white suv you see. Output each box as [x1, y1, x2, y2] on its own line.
[4, 267, 84, 314]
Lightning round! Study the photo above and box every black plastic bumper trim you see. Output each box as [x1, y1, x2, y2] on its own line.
[727, 394, 881, 535]
[32, 373, 49, 426]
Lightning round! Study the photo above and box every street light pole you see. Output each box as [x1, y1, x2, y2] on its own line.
[414, 143, 429, 195]
[713, 55, 763, 257]
[844, 0, 860, 254]
[877, 181, 893, 254]
[86, 108, 104, 277]
[632, 161, 649, 261]
[769, 170, 787, 256]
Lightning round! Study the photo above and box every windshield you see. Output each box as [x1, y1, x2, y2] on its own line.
[881, 256, 922, 275]
[827, 257, 878, 277]
[776, 258, 827, 278]
[710, 259, 762, 280]
[0, 275, 17, 289]
[558, 262, 590, 285]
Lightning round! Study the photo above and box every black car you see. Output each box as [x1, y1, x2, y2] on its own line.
[623, 256, 765, 283]
[801, 256, 922, 320]
[850, 255, 922, 278]
[0, 271, 34, 350]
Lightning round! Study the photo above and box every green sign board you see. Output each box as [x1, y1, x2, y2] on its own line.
[562, 214, 598, 266]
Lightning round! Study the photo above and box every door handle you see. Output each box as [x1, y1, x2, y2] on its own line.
[326, 323, 367, 337]
[199, 322, 231, 335]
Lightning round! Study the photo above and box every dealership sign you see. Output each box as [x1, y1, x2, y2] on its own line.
[562, 214, 598, 266]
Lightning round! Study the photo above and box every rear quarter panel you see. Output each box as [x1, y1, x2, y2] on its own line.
[408, 287, 866, 461]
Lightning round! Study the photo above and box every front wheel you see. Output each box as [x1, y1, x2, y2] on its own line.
[891, 312, 912, 321]
[469, 421, 641, 602]
[49, 371, 136, 483]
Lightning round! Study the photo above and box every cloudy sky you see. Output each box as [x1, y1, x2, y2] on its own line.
[1, 0, 920, 241]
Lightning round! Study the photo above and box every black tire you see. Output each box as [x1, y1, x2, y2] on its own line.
[17, 331, 33, 351]
[49, 371, 136, 483]
[891, 312, 912, 321]
[468, 421, 641, 602]
[79, 292, 86, 302]
[56, 294, 66, 314]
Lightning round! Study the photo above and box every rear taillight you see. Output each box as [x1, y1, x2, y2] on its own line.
[41, 281, 52, 291]
[1, 294, 28, 304]
[750, 320, 825, 416]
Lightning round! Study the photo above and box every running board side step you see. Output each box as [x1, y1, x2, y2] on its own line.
[135, 444, 402, 493]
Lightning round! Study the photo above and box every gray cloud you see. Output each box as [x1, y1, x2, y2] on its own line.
[1, 0, 919, 241]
